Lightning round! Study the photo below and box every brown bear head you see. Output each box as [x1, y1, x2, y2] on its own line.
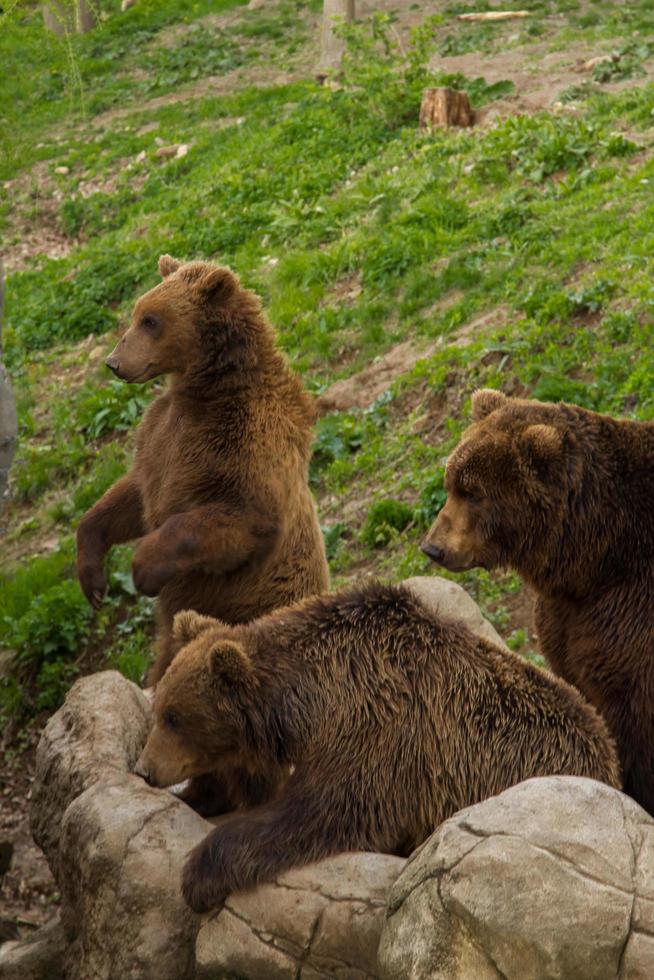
[134, 610, 255, 788]
[421, 389, 579, 583]
[106, 256, 255, 384]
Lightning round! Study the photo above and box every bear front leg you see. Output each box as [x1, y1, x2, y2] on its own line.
[176, 772, 236, 818]
[181, 790, 348, 914]
[131, 504, 275, 597]
[77, 475, 145, 607]
[178, 765, 285, 818]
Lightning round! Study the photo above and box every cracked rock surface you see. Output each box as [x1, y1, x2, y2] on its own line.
[196, 853, 405, 979]
[378, 776, 654, 980]
[22, 669, 406, 980]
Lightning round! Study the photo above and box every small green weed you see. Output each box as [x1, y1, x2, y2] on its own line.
[413, 469, 447, 529]
[361, 499, 413, 549]
[322, 522, 347, 562]
[72, 379, 153, 440]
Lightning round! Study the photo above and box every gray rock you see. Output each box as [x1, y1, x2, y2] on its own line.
[379, 776, 654, 980]
[196, 852, 405, 980]
[403, 575, 508, 649]
[30, 671, 407, 979]
[30, 670, 151, 878]
[30, 671, 208, 980]
[0, 915, 66, 980]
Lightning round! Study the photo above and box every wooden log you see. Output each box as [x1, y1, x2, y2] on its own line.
[457, 11, 530, 21]
[419, 87, 475, 130]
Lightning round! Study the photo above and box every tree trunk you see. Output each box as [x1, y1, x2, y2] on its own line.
[318, 0, 355, 77]
[419, 87, 475, 130]
[0, 259, 17, 516]
[42, 0, 96, 35]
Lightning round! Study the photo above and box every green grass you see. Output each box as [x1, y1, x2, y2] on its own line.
[3, 0, 654, 724]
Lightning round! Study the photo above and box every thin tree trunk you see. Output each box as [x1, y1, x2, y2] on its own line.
[0, 259, 17, 515]
[318, 0, 355, 76]
[42, 0, 96, 35]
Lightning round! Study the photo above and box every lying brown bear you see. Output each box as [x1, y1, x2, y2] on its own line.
[421, 388, 654, 815]
[134, 583, 620, 913]
[76, 255, 329, 690]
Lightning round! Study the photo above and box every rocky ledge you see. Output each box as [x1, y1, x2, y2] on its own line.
[1, 576, 652, 980]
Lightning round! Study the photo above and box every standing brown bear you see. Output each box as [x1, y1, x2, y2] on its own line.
[77, 255, 328, 681]
[421, 388, 654, 815]
[134, 583, 620, 913]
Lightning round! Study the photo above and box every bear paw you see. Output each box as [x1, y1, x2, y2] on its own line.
[182, 845, 229, 914]
[131, 555, 176, 596]
[77, 561, 107, 609]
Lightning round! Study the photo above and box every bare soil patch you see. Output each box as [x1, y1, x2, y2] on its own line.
[437, 40, 654, 121]
[316, 305, 510, 416]
[316, 340, 437, 415]
[0, 736, 58, 941]
[3, 159, 148, 274]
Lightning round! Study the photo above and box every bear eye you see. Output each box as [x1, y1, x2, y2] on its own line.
[163, 708, 180, 730]
[141, 314, 160, 332]
[460, 486, 481, 503]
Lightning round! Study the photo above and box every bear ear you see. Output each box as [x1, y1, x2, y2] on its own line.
[172, 610, 219, 646]
[159, 254, 181, 278]
[520, 424, 563, 471]
[208, 640, 252, 688]
[471, 388, 507, 421]
[196, 265, 239, 305]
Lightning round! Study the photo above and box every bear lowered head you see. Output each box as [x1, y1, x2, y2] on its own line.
[106, 256, 248, 384]
[134, 610, 255, 788]
[421, 389, 579, 582]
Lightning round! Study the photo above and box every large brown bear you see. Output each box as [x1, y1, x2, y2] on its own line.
[77, 255, 328, 682]
[77, 256, 329, 811]
[421, 388, 654, 815]
[133, 583, 620, 913]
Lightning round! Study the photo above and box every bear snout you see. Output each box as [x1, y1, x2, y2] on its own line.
[105, 354, 120, 376]
[133, 759, 154, 786]
[420, 541, 444, 564]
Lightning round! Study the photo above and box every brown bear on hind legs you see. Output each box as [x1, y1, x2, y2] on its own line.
[134, 583, 620, 914]
[77, 256, 329, 812]
[421, 388, 654, 815]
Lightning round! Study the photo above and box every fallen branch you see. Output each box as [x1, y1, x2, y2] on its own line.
[457, 11, 530, 21]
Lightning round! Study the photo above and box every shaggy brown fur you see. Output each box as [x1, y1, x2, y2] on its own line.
[134, 583, 620, 913]
[421, 388, 654, 815]
[77, 256, 328, 813]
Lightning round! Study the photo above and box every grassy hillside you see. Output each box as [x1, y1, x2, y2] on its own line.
[2, 0, 654, 730]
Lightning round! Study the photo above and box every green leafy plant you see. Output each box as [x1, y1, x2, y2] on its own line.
[414, 468, 447, 528]
[322, 522, 347, 562]
[336, 12, 442, 124]
[311, 414, 364, 479]
[592, 42, 653, 83]
[73, 378, 152, 440]
[361, 499, 413, 549]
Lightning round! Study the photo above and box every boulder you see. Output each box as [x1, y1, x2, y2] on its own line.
[28, 670, 408, 979]
[403, 575, 508, 650]
[30, 669, 151, 878]
[0, 915, 66, 980]
[196, 852, 405, 980]
[379, 776, 654, 980]
[30, 671, 207, 980]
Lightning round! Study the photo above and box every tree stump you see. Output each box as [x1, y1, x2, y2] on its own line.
[419, 87, 475, 130]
